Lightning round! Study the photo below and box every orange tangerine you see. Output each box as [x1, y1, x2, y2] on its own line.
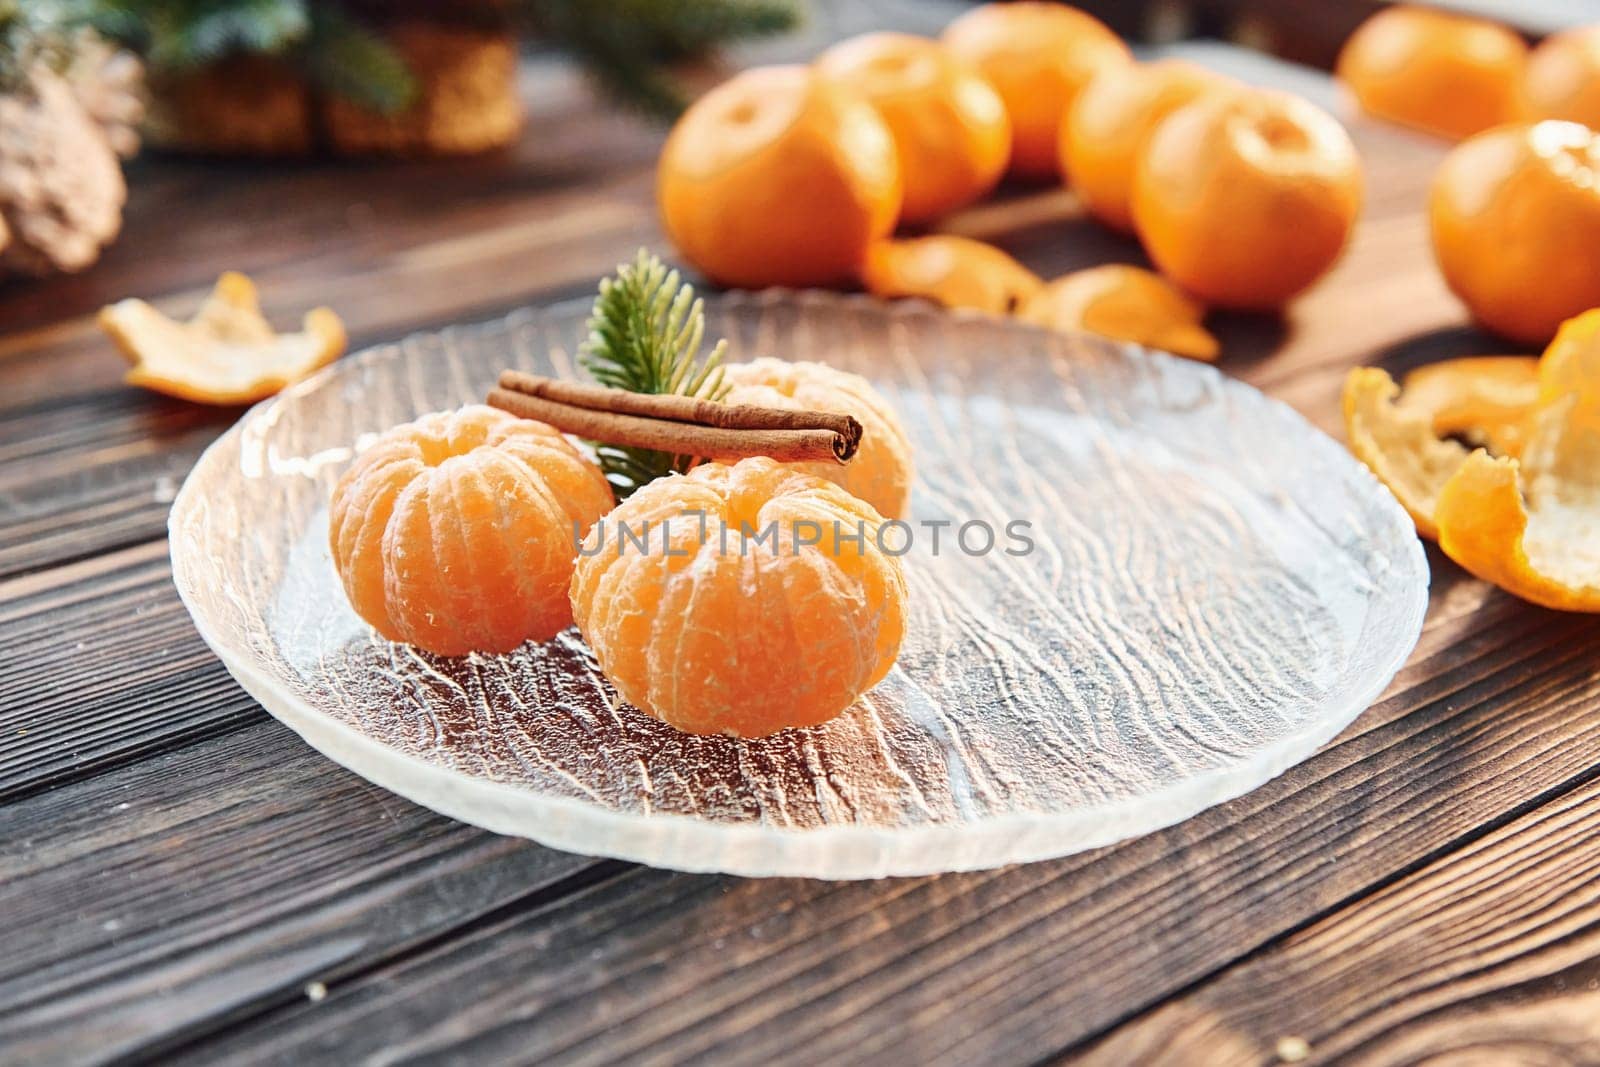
[1336, 5, 1527, 140]
[720, 356, 915, 519]
[1524, 26, 1600, 128]
[570, 457, 908, 737]
[941, 2, 1130, 180]
[1132, 88, 1362, 310]
[1061, 59, 1233, 232]
[816, 32, 1009, 224]
[861, 235, 1043, 316]
[1430, 121, 1600, 345]
[1020, 265, 1219, 361]
[329, 405, 614, 656]
[657, 64, 901, 289]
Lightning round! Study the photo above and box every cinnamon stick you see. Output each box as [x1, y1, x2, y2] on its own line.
[487, 372, 862, 465]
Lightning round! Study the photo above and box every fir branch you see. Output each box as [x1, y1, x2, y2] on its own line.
[579, 249, 731, 497]
[524, 0, 803, 119]
[303, 6, 414, 115]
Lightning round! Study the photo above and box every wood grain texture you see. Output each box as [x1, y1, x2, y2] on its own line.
[0, 541, 261, 801]
[0, 719, 609, 1064]
[1069, 774, 1600, 1065]
[100, 602, 1600, 1065]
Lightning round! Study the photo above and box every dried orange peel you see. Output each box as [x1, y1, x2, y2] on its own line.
[101, 271, 346, 405]
[1019, 264, 1219, 361]
[862, 236, 1043, 316]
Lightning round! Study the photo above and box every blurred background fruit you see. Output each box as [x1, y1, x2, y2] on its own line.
[1336, 5, 1527, 141]
[1020, 264, 1218, 360]
[816, 32, 1009, 224]
[657, 64, 900, 289]
[1132, 87, 1362, 310]
[862, 235, 1042, 315]
[1430, 121, 1600, 345]
[1062, 58, 1233, 232]
[941, 1, 1129, 180]
[1523, 26, 1600, 128]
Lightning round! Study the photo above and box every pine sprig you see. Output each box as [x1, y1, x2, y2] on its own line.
[521, 0, 803, 119]
[580, 249, 730, 498]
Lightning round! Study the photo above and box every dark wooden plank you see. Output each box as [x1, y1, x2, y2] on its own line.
[0, 720, 609, 1065]
[1070, 774, 1600, 1065]
[67, 601, 1588, 1066]
[0, 541, 264, 801]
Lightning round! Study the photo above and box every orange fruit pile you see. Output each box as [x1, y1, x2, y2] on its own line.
[329, 405, 615, 656]
[1430, 121, 1600, 346]
[654, 3, 1367, 359]
[940, 1, 1129, 180]
[657, 64, 901, 290]
[720, 357, 915, 520]
[570, 457, 908, 736]
[1337, 6, 1527, 141]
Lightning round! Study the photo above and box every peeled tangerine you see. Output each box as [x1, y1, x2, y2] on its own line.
[101, 271, 346, 405]
[721, 357, 915, 520]
[1020, 264, 1219, 362]
[1344, 309, 1600, 611]
[329, 405, 615, 656]
[656, 64, 900, 289]
[862, 235, 1042, 317]
[816, 32, 1010, 224]
[570, 457, 908, 737]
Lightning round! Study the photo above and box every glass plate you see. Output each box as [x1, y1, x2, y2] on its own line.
[169, 292, 1427, 879]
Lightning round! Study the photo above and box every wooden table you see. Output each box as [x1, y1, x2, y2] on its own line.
[5, 7, 1600, 1064]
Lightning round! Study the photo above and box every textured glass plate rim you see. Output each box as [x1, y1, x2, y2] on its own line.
[169, 290, 1429, 880]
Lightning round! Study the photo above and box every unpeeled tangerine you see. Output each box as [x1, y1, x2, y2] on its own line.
[570, 457, 908, 737]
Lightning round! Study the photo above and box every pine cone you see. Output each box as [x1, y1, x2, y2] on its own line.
[64, 32, 145, 159]
[0, 66, 126, 276]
